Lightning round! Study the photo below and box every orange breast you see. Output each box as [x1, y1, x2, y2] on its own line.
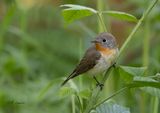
[95, 43, 114, 55]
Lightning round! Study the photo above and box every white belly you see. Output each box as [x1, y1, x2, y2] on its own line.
[88, 48, 118, 76]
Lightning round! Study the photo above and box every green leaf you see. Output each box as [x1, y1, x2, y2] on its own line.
[59, 87, 75, 97]
[119, 66, 147, 76]
[102, 11, 138, 22]
[133, 76, 160, 98]
[127, 81, 160, 89]
[118, 66, 146, 83]
[60, 4, 97, 24]
[96, 102, 130, 113]
[118, 67, 133, 83]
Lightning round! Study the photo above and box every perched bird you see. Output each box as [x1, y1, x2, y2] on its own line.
[61, 32, 119, 88]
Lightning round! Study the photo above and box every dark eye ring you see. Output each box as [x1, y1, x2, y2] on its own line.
[103, 39, 106, 42]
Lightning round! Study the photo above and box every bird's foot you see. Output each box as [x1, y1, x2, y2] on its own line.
[96, 83, 104, 90]
[112, 62, 117, 68]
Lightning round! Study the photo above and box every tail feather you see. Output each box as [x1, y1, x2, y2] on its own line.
[61, 72, 76, 86]
[61, 78, 70, 86]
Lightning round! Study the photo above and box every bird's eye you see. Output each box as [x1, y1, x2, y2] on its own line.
[102, 39, 106, 42]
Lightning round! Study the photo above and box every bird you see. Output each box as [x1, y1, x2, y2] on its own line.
[61, 32, 119, 89]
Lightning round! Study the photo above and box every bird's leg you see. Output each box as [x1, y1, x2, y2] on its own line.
[112, 62, 117, 68]
[93, 76, 104, 90]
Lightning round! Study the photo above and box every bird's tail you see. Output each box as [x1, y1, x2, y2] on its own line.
[61, 78, 70, 86]
[61, 72, 76, 86]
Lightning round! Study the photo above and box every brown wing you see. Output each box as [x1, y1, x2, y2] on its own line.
[61, 46, 101, 86]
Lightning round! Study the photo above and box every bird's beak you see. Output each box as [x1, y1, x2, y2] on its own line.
[91, 40, 100, 43]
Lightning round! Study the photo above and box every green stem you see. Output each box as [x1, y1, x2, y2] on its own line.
[84, 87, 101, 113]
[93, 87, 128, 108]
[97, 0, 104, 33]
[153, 97, 159, 113]
[97, 13, 107, 32]
[71, 95, 76, 113]
[97, 0, 107, 33]
[143, 19, 150, 67]
[78, 36, 83, 112]
[79, 38, 83, 89]
[119, 0, 158, 57]
[84, 67, 112, 113]
[140, 11, 150, 113]
[76, 95, 83, 113]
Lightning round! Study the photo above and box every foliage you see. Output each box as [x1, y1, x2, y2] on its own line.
[0, 0, 160, 113]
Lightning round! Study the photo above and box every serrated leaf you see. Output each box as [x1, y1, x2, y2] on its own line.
[119, 66, 146, 76]
[96, 102, 130, 113]
[103, 11, 138, 22]
[60, 4, 97, 24]
[59, 87, 75, 97]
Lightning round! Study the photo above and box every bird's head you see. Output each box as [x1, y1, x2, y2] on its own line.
[91, 32, 117, 50]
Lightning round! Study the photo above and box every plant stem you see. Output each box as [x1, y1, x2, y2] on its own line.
[71, 95, 76, 113]
[84, 87, 101, 113]
[93, 87, 128, 108]
[97, 0, 107, 32]
[78, 35, 83, 112]
[84, 67, 112, 113]
[143, 19, 150, 67]
[79, 38, 83, 89]
[119, 0, 158, 57]
[97, 13, 107, 32]
[153, 97, 159, 113]
[97, 0, 103, 33]
[76, 95, 83, 113]
[140, 10, 150, 113]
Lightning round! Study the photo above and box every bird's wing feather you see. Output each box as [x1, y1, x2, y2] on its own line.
[61, 46, 101, 86]
[72, 46, 101, 76]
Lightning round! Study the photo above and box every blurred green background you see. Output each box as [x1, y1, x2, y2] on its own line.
[0, 0, 160, 113]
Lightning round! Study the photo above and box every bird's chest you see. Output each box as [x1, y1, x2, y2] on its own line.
[88, 48, 118, 75]
[101, 48, 119, 64]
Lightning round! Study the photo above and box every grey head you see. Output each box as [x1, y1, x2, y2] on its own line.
[92, 32, 117, 49]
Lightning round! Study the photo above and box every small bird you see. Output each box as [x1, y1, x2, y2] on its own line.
[61, 32, 119, 88]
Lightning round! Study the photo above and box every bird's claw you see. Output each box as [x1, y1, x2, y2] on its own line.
[112, 62, 117, 68]
[96, 83, 104, 90]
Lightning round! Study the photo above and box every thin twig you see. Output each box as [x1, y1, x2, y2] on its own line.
[119, 0, 159, 57]
[97, 13, 107, 32]
[93, 87, 128, 109]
